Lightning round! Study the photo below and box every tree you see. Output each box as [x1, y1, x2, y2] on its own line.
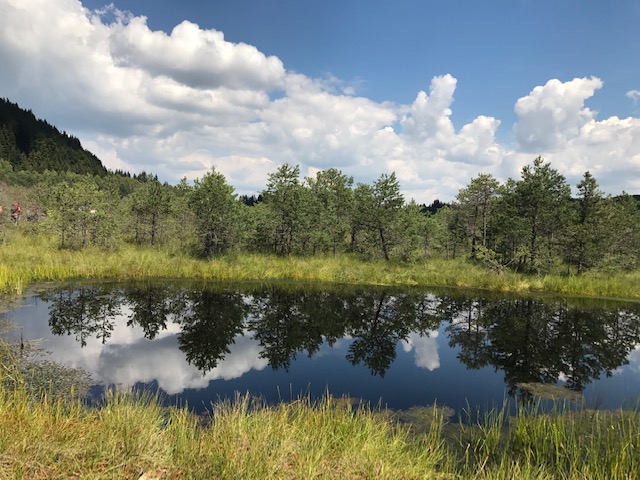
[394, 200, 431, 261]
[46, 177, 117, 249]
[500, 157, 571, 273]
[260, 164, 310, 255]
[189, 169, 239, 257]
[42, 285, 122, 347]
[0, 125, 27, 169]
[563, 172, 608, 273]
[128, 176, 173, 246]
[454, 173, 500, 258]
[306, 168, 353, 255]
[603, 193, 640, 270]
[431, 205, 467, 259]
[178, 288, 248, 373]
[351, 173, 404, 260]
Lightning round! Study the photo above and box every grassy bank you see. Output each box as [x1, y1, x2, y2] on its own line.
[1, 380, 639, 479]
[2, 234, 640, 478]
[1, 232, 639, 299]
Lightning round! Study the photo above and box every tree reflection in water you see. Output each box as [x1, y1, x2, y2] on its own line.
[38, 283, 640, 397]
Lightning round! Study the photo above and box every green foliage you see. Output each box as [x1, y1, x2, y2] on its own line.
[563, 172, 609, 273]
[392, 200, 430, 261]
[432, 205, 468, 259]
[188, 169, 239, 257]
[260, 164, 310, 255]
[127, 176, 173, 245]
[351, 173, 405, 260]
[0, 149, 639, 276]
[601, 193, 640, 271]
[493, 157, 572, 273]
[44, 176, 118, 250]
[305, 168, 354, 255]
[454, 173, 500, 258]
[0, 98, 107, 176]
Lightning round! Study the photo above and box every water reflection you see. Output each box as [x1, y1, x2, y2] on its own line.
[33, 283, 640, 404]
[441, 296, 640, 397]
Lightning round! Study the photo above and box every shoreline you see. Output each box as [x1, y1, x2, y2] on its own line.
[1, 241, 639, 299]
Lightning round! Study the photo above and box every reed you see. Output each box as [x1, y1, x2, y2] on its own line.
[0, 380, 447, 479]
[2, 333, 639, 479]
[2, 366, 640, 480]
[0, 232, 638, 298]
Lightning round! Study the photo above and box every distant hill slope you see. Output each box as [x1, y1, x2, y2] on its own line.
[0, 98, 107, 176]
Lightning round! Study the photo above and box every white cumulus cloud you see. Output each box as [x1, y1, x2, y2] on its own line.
[513, 77, 603, 152]
[0, 0, 638, 201]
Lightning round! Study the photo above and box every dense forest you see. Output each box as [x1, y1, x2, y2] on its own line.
[1, 99, 639, 275]
[0, 98, 107, 176]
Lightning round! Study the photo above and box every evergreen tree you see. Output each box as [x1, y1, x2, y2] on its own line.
[603, 193, 640, 270]
[46, 177, 117, 249]
[454, 173, 500, 258]
[564, 172, 608, 273]
[128, 176, 173, 245]
[260, 164, 309, 255]
[306, 168, 354, 255]
[393, 200, 431, 261]
[352, 173, 404, 260]
[189, 169, 239, 257]
[500, 157, 572, 273]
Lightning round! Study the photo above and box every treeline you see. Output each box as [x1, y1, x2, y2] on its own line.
[0, 98, 107, 176]
[1, 155, 639, 275]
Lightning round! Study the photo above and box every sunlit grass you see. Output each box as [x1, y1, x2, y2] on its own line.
[0, 377, 447, 479]
[2, 360, 640, 480]
[0, 228, 638, 298]
[2, 326, 640, 479]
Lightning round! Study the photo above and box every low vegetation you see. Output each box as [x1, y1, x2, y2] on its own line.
[2, 85, 640, 480]
[1, 234, 638, 476]
[0, 229, 638, 299]
[1, 358, 639, 479]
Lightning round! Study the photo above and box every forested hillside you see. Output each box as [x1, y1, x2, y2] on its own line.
[1, 98, 639, 276]
[0, 98, 107, 176]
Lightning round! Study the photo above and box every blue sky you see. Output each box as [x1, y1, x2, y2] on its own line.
[1, 0, 639, 201]
[81, 0, 639, 128]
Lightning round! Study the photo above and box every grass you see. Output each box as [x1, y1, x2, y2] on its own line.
[2, 227, 640, 477]
[0, 383, 449, 479]
[1, 365, 640, 479]
[0, 229, 639, 299]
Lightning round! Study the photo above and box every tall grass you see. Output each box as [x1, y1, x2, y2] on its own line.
[0, 382, 448, 479]
[2, 367, 640, 479]
[453, 403, 640, 479]
[1, 231, 638, 299]
[2, 331, 639, 479]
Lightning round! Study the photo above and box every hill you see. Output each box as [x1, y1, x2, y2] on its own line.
[0, 98, 107, 176]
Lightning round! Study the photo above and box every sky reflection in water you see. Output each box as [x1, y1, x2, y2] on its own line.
[5, 282, 640, 414]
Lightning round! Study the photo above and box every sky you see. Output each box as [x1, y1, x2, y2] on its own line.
[1, 0, 639, 202]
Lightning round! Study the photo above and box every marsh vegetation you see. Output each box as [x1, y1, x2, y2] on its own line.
[2, 102, 640, 478]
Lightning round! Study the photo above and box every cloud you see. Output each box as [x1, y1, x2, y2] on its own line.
[109, 18, 286, 92]
[628, 346, 640, 373]
[513, 77, 603, 152]
[0, 0, 638, 201]
[95, 333, 268, 395]
[400, 74, 457, 140]
[401, 331, 441, 371]
[627, 90, 640, 105]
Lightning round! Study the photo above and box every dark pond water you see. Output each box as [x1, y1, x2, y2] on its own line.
[4, 281, 640, 416]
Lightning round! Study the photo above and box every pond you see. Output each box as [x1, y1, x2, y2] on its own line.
[4, 281, 640, 417]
